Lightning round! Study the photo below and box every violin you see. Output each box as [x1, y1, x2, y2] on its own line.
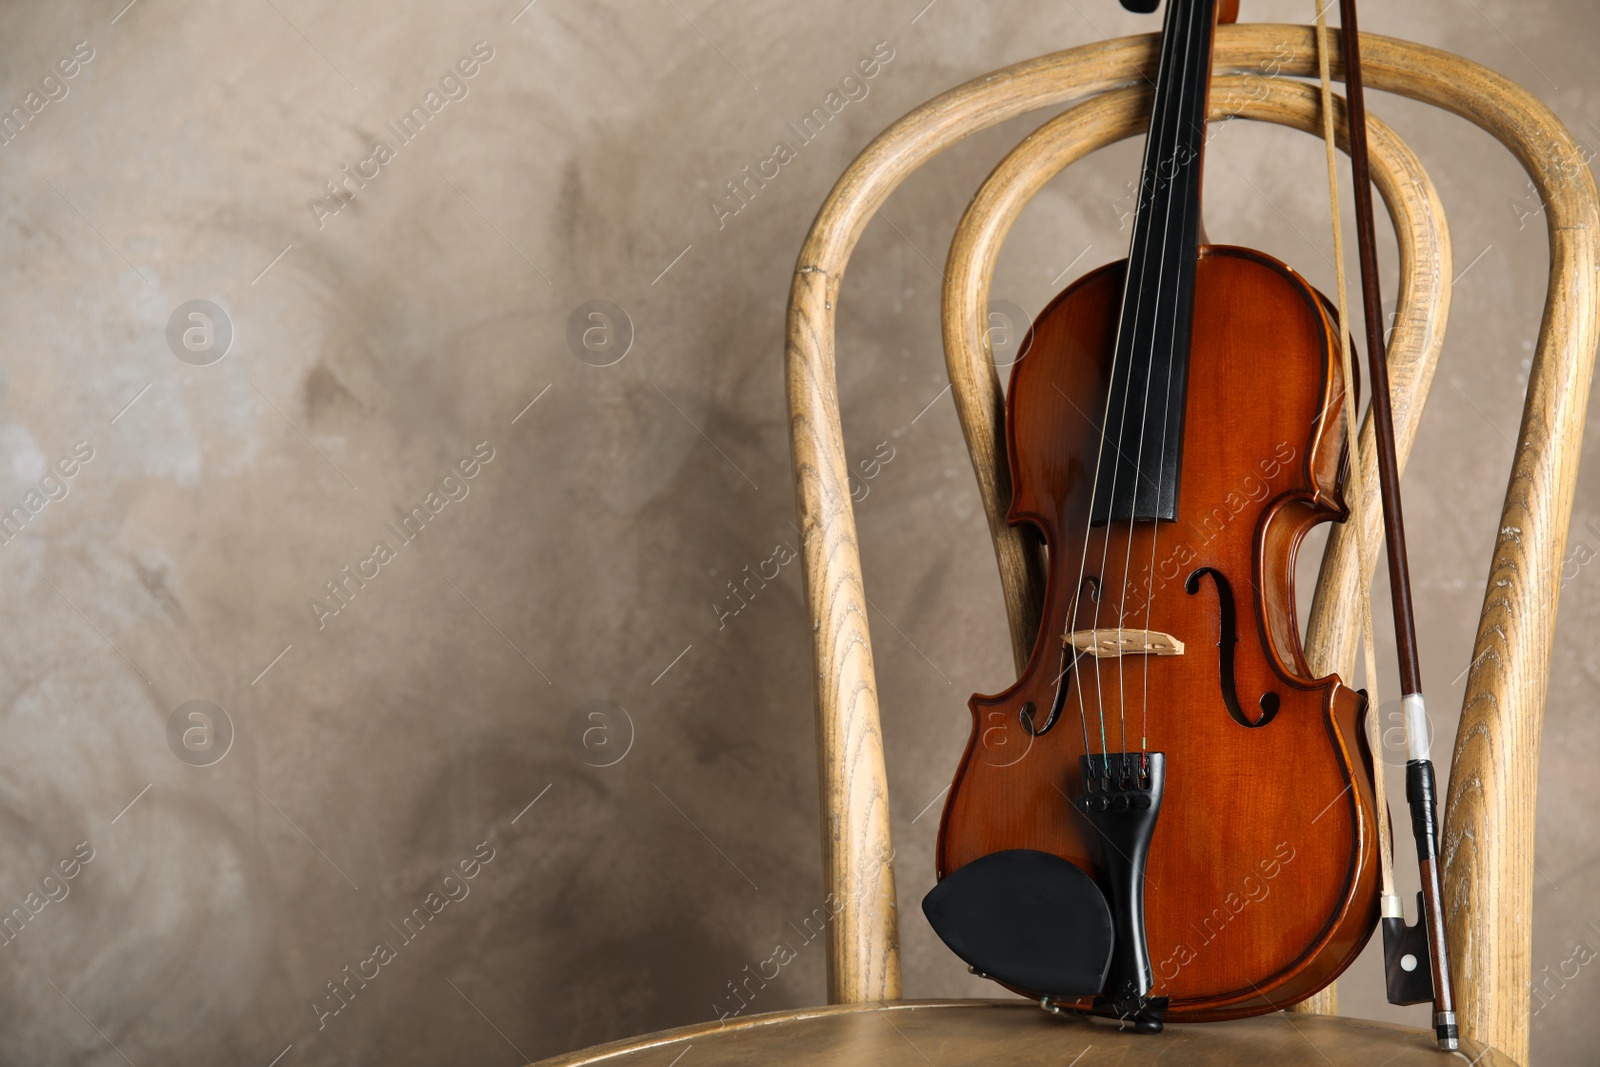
[922, 0, 1380, 1030]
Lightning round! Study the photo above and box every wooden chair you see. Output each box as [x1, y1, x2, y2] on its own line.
[533, 23, 1598, 1067]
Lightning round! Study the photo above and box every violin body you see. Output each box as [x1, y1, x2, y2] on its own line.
[935, 246, 1380, 1019]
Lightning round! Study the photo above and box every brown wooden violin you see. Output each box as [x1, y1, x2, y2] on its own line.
[922, 0, 1380, 1031]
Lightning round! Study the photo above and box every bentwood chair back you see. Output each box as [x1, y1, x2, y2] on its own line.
[783, 23, 1597, 1067]
[532, 22, 1599, 1067]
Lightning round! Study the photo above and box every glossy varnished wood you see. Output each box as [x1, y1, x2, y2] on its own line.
[936, 248, 1378, 1018]
[528, 1001, 1514, 1067]
[937, 73, 1448, 1021]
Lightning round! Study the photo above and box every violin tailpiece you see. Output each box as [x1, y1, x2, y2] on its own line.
[1079, 752, 1167, 1033]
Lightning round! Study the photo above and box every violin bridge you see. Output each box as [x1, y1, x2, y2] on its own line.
[1064, 629, 1185, 659]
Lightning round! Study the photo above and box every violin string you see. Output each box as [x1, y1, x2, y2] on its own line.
[1121, 0, 1207, 759]
[1074, 0, 1185, 761]
[1065, 0, 1184, 762]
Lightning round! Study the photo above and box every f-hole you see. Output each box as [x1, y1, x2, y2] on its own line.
[1024, 576, 1100, 737]
[1184, 567, 1280, 729]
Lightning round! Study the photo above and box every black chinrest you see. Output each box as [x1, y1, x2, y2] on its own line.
[922, 849, 1114, 998]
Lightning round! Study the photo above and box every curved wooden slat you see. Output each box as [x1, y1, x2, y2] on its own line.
[1372, 40, 1600, 1067]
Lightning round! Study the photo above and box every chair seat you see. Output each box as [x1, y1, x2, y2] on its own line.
[530, 999, 1514, 1066]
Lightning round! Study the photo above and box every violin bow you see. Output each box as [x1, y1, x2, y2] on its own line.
[1317, 0, 1460, 1049]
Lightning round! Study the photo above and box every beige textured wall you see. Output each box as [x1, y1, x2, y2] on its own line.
[0, 0, 1594, 1063]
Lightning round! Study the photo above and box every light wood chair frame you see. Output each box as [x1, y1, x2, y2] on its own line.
[785, 24, 1599, 1065]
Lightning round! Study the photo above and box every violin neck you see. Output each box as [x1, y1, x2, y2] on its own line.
[1093, 0, 1218, 526]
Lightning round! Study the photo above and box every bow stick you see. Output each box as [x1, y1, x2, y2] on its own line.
[1312, 0, 1459, 1050]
